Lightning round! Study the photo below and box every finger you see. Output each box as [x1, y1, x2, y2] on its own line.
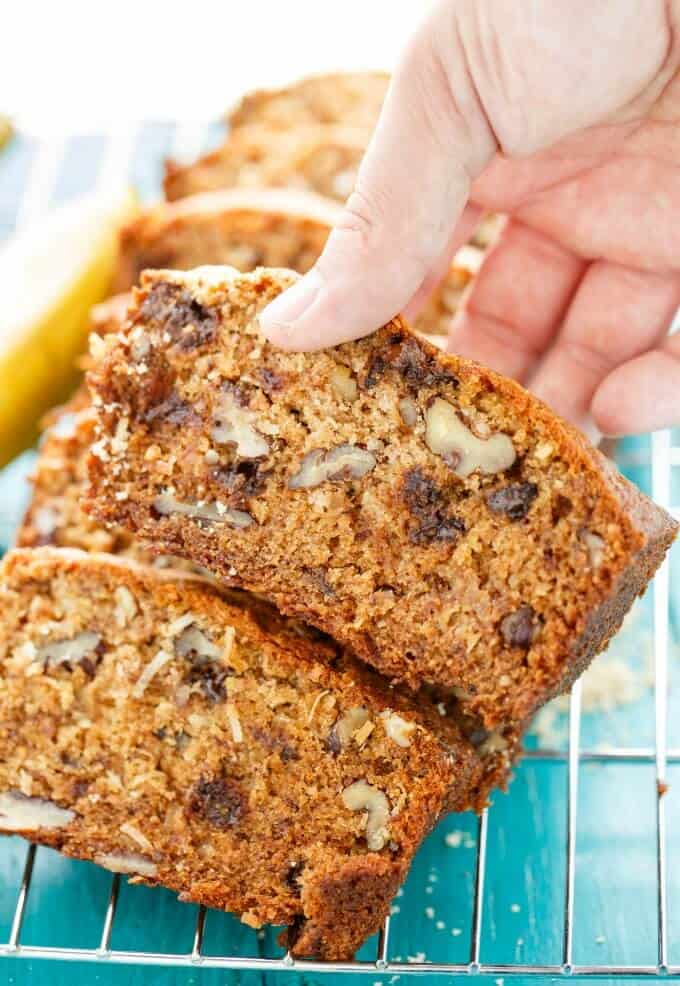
[402, 203, 483, 323]
[259, 4, 499, 350]
[529, 262, 680, 433]
[592, 335, 680, 435]
[447, 220, 586, 382]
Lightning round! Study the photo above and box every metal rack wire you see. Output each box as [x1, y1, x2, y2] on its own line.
[0, 133, 678, 979]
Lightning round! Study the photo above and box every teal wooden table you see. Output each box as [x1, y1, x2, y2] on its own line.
[0, 130, 678, 986]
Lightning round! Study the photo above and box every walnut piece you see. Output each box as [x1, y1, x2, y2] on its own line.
[288, 445, 376, 489]
[333, 707, 370, 748]
[153, 493, 253, 529]
[0, 792, 75, 831]
[424, 398, 515, 478]
[95, 851, 158, 878]
[398, 397, 419, 427]
[341, 780, 391, 851]
[36, 631, 101, 669]
[174, 625, 222, 662]
[329, 364, 358, 402]
[580, 528, 605, 568]
[114, 586, 138, 627]
[381, 712, 416, 748]
[211, 390, 269, 459]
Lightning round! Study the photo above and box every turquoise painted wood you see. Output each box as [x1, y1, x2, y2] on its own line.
[0, 130, 677, 986]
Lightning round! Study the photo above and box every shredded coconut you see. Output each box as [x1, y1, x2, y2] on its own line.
[132, 649, 174, 698]
[120, 821, 153, 854]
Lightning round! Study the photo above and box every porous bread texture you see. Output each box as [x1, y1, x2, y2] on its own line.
[16, 375, 516, 792]
[86, 266, 677, 729]
[0, 547, 501, 959]
[113, 188, 335, 295]
[114, 187, 478, 336]
[164, 124, 367, 204]
[226, 71, 389, 130]
[16, 391, 182, 566]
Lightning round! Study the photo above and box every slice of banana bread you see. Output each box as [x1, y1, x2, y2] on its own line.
[86, 266, 677, 729]
[0, 547, 507, 960]
[114, 187, 478, 336]
[164, 124, 367, 204]
[227, 71, 389, 131]
[113, 188, 335, 295]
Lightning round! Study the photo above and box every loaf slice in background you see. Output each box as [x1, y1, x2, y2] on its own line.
[226, 71, 389, 131]
[164, 124, 368, 203]
[87, 266, 677, 729]
[0, 547, 510, 959]
[114, 187, 481, 335]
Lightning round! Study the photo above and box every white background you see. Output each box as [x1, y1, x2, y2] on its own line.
[2, 1, 426, 134]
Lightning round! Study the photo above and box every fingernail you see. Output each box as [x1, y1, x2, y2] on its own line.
[259, 268, 323, 346]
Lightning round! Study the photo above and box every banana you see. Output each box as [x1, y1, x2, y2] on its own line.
[0, 116, 12, 152]
[0, 187, 137, 468]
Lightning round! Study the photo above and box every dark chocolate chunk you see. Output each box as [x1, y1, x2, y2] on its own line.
[187, 775, 244, 828]
[500, 606, 539, 649]
[364, 334, 458, 392]
[143, 389, 200, 427]
[184, 663, 228, 703]
[401, 468, 465, 545]
[140, 282, 218, 351]
[326, 728, 342, 756]
[487, 482, 538, 521]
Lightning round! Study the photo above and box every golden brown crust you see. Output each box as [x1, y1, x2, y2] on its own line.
[0, 546, 506, 959]
[86, 266, 677, 730]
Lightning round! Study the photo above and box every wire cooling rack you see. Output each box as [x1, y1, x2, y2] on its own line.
[1, 131, 679, 981]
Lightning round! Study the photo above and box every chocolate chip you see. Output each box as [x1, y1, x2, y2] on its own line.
[363, 354, 388, 390]
[401, 468, 465, 545]
[500, 606, 540, 649]
[364, 334, 458, 392]
[187, 775, 244, 828]
[487, 482, 538, 521]
[140, 282, 218, 351]
[143, 389, 200, 427]
[184, 663, 228, 703]
[326, 728, 342, 756]
[250, 726, 299, 762]
[212, 460, 268, 502]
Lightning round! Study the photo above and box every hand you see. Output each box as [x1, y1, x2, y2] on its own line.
[260, 0, 680, 438]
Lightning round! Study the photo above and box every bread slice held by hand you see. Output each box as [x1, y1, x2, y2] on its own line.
[86, 266, 677, 729]
[0, 547, 503, 960]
